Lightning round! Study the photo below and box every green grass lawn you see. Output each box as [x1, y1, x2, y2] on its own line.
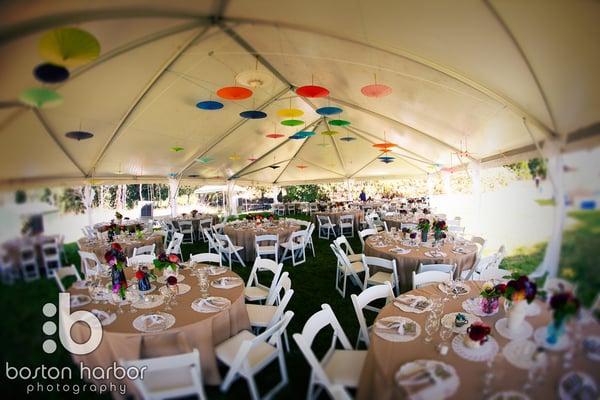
[1, 211, 598, 399]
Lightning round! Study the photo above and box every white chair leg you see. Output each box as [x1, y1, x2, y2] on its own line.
[247, 375, 261, 400]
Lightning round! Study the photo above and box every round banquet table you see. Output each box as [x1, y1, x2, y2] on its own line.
[383, 214, 432, 230]
[223, 220, 300, 261]
[314, 209, 364, 231]
[94, 220, 145, 233]
[364, 233, 477, 292]
[77, 234, 164, 260]
[69, 267, 250, 399]
[357, 281, 600, 400]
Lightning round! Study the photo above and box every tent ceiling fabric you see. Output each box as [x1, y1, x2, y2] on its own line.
[0, 0, 598, 188]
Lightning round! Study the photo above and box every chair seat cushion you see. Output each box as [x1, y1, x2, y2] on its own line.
[245, 286, 269, 301]
[348, 254, 363, 263]
[323, 350, 367, 387]
[368, 271, 393, 285]
[340, 261, 365, 275]
[215, 330, 276, 369]
[246, 304, 277, 327]
[257, 245, 277, 253]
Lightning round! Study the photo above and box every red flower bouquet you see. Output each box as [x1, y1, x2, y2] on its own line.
[467, 322, 491, 345]
[166, 276, 178, 286]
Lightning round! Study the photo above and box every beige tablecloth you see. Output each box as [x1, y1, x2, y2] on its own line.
[78, 234, 164, 260]
[224, 222, 300, 261]
[364, 234, 477, 292]
[314, 210, 364, 230]
[358, 281, 600, 400]
[69, 268, 250, 399]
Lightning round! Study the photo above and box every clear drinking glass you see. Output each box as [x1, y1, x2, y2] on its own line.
[424, 313, 439, 343]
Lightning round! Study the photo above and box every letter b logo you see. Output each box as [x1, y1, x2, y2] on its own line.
[58, 293, 103, 355]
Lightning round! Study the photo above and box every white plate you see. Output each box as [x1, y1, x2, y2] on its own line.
[208, 266, 228, 276]
[159, 283, 191, 296]
[438, 282, 470, 296]
[390, 247, 410, 255]
[559, 371, 598, 400]
[70, 294, 91, 308]
[157, 274, 185, 284]
[533, 325, 571, 351]
[495, 318, 533, 340]
[132, 312, 175, 333]
[90, 309, 116, 326]
[394, 295, 432, 313]
[211, 277, 243, 289]
[128, 283, 156, 293]
[462, 297, 500, 317]
[451, 335, 499, 362]
[395, 359, 459, 399]
[132, 294, 164, 309]
[72, 280, 90, 290]
[583, 335, 600, 361]
[191, 296, 231, 313]
[525, 301, 541, 316]
[441, 312, 481, 334]
[425, 251, 447, 258]
[488, 391, 530, 400]
[502, 339, 547, 370]
[374, 316, 421, 342]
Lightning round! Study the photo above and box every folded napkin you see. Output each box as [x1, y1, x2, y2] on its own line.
[143, 314, 165, 330]
[377, 320, 417, 336]
[398, 364, 452, 400]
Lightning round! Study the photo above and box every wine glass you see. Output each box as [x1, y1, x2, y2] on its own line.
[127, 287, 139, 314]
[439, 324, 453, 347]
[169, 284, 179, 306]
[424, 312, 439, 343]
[162, 292, 172, 311]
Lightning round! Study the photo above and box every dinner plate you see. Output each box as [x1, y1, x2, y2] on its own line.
[72, 280, 90, 290]
[495, 318, 533, 340]
[191, 296, 231, 313]
[438, 282, 470, 296]
[211, 277, 243, 289]
[559, 371, 598, 400]
[395, 360, 459, 399]
[451, 334, 499, 362]
[425, 251, 447, 258]
[90, 309, 116, 326]
[157, 274, 185, 284]
[462, 297, 500, 317]
[159, 283, 191, 296]
[533, 326, 571, 351]
[502, 339, 547, 370]
[70, 294, 91, 308]
[583, 336, 600, 361]
[393, 295, 432, 313]
[374, 316, 421, 342]
[132, 312, 175, 333]
[132, 294, 164, 309]
[208, 266, 228, 276]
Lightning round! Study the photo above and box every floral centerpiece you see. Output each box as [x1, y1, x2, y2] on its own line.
[105, 243, 128, 300]
[115, 211, 123, 223]
[501, 275, 538, 333]
[401, 227, 411, 239]
[190, 209, 198, 218]
[153, 253, 181, 277]
[417, 218, 430, 242]
[464, 322, 491, 348]
[547, 291, 580, 344]
[479, 281, 505, 314]
[431, 219, 447, 241]
[135, 269, 152, 291]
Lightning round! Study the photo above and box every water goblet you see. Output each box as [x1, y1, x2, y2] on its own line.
[439, 324, 453, 347]
[162, 292, 172, 311]
[168, 284, 179, 306]
[424, 312, 439, 343]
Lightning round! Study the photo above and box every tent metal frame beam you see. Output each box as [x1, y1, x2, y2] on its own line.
[88, 25, 212, 176]
[329, 134, 347, 175]
[297, 157, 346, 178]
[33, 109, 87, 177]
[235, 158, 293, 179]
[273, 136, 314, 183]
[349, 154, 382, 178]
[0, 7, 557, 140]
[229, 118, 322, 179]
[179, 86, 291, 177]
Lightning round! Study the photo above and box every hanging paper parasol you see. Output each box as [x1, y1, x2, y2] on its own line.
[65, 131, 93, 140]
[268, 165, 281, 169]
[296, 164, 308, 169]
[170, 146, 185, 152]
[321, 130, 339, 136]
[228, 154, 241, 160]
[38, 27, 100, 68]
[289, 133, 306, 140]
[339, 136, 356, 142]
[196, 156, 213, 164]
[378, 155, 395, 163]
[240, 110, 267, 119]
[19, 88, 63, 108]
[316, 106, 342, 116]
[277, 108, 304, 118]
[361, 84, 392, 98]
[298, 130, 316, 137]
[33, 63, 69, 83]
[328, 119, 351, 127]
[296, 85, 329, 98]
[248, 156, 258, 162]
[266, 133, 285, 139]
[372, 142, 396, 150]
[217, 86, 252, 100]
[281, 119, 304, 127]
[196, 100, 224, 110]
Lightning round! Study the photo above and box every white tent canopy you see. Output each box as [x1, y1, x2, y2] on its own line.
[0, 0, 598, 189]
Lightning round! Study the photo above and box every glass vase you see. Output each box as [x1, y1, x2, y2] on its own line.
[546, 319, 566, 345]
[421, 230, 428, 243]
[480, 297, 499, 314]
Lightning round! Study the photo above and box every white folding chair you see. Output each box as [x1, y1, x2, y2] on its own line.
[330, 244, 365, 298]
[305, 223, 316, 257]
[166, 232, 184, 259]
[198, 218, 213, 242]
[317, 215, 336, 239]
[339, 214, 354, 238]
[448, 225, 466, 234]
[418, 263, 457, 276]
[19, 244, 40, 282]
[78, 251, 102, 277]
[333, 236, 362, 263]
[202, 229, 219, 254]
[216, 311, 294, 400]
[461, 255, 496, 280]
[493, 245, 506, 268]
[164, 220, 176, 245]
[255, 234, 279, 264]
[280, 230, 306, 266]
[0, 255, 17, 285]
[215, 233, 246, 268]
[247, 272, 294, 351]
[309, 203, 318, 214]
[127, 254, 156, 268]
[245, 258, 283, 303]
[471, 235, 486, 254]
[293, 304, 366, 400]
[178, 220, 195, 243]
[358, 228, 377, 252]
[351, 282, 394, 348]
[412, 270, 452, 289]
[132, 244, 156, 257]
[480, 267, 512, 281]
[41, 240, 62, 278]
[382, 220, 390, 233]
[212, 223, 225, 235]
[362, 255, 399, 296]
[54, 265, 82, 292]
[120, 349, 207, 400]
[189, 252, 222, 266]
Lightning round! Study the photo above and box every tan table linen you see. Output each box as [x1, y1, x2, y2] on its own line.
[69, 268, 250, 399]
[364, 234, 477, 292]
[223, 221, 300, 261]
[314, 210, 364, 230]
[358, 281, 600, 400]
[77, 234, 165, 260]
